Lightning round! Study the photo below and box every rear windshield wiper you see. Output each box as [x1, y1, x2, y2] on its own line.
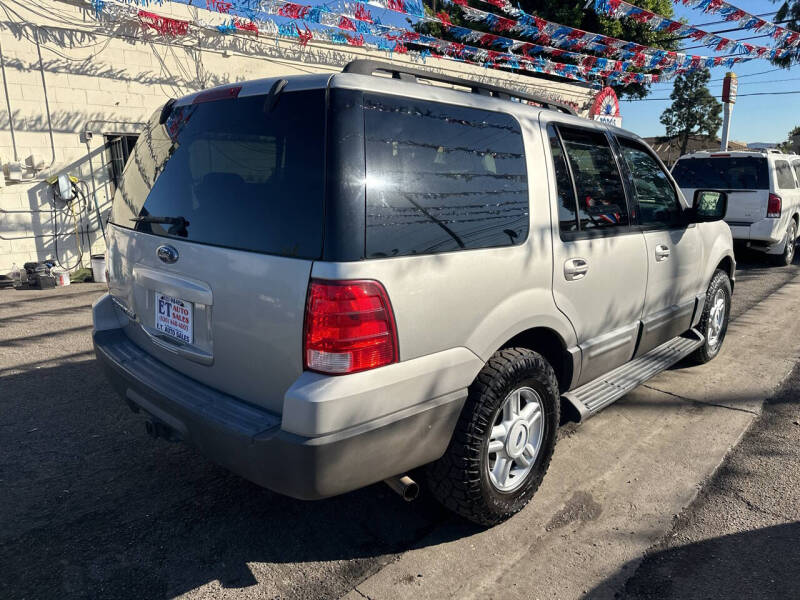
[131, 215, 190, 237]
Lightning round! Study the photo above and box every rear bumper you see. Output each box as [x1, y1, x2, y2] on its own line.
[729, 218, 786, 250]
[93, 324, 468, 500]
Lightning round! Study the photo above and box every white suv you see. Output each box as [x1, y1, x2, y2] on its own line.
[673, 150, 800, 265]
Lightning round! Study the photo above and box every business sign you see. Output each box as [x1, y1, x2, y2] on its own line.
[722, 72, 738, 104]
[589, 87, 622, 128]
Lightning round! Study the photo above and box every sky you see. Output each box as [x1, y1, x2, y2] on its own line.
[620, 0, 799, 144]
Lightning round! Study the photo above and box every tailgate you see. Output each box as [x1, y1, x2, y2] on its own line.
[106, 226, 311, 414]
[724, 190, 769, 224]
[104, 83, 327, 414]
[672, 155, 769, 226]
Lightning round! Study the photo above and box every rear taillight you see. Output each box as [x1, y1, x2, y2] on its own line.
[304, 279, 398, 375]
[768, 193, 782, 218]
[192, 85, 241, 104]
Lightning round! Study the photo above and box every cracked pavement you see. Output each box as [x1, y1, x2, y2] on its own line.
[2, 250, 800, 600]
[615, 363, 800, 600]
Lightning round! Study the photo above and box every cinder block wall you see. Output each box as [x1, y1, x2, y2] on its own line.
[0, 0, 594, 275]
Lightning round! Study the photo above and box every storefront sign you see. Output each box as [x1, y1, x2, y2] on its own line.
[589, 87, 622, 128]
[722, 72, 738, 104]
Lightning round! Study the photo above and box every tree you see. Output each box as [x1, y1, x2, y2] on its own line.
[779, 125, 800, 153]
[659, 69, 722, 157]
[416, 0, 680, 99]
[772, 1, 800, 68]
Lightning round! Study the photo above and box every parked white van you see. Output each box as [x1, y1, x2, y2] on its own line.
[672, 150, 800, 265]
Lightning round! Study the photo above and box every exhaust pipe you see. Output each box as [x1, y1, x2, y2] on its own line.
[384, 474, 419, 501]
[145, 419, 180, 442]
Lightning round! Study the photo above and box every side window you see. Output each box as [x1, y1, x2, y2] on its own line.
[776, 160, 796, 190]
[547, 126, 579, 232]
[363, 94, 529, 258]
[558, 126, 629, 230]
[619, 139, 682, 227]
[793, 161, 800, 183]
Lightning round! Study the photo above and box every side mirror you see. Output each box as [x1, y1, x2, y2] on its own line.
[691, 190, 728, 223]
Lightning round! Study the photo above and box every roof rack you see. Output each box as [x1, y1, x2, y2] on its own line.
[342, 60, 577, 115]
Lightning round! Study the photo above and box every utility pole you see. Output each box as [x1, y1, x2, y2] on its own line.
[720, 72, 737, 151]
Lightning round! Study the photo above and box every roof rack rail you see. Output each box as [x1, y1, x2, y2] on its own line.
[341, 60, 577, 115]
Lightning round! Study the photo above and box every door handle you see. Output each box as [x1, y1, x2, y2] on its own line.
[564, 258, 589, 281]
[655, 245, 671, 262]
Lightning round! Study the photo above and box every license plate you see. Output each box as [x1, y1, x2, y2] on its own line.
[155, 293, 193, 344]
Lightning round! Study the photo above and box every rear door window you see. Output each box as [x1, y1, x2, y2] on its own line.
[671, 156, 769, 190]
[547, 126, 579, 233]
[110, 89, 326, 259]
[557, 126, 629, 231]
[793, 161, 800, 182]
[618, 138, 682, 228]
[363, 94, 529, 258]
[776, 160, 797, 190]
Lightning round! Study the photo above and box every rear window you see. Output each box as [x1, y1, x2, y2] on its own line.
[110, 89, 325, 259]
[671, 156, 769, 190]
[363, 94, 528, 258]
[776, 160, 797, 189]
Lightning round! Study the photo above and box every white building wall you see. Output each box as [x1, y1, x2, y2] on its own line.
[0, 0, 595, 275]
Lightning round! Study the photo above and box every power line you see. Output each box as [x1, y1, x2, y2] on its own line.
[623, 90, 800, 102]
[711, 68, 783, 81]
[690, 11, 778, 28]
[680, 28, 800, 51]
[659, 17, 795, 44]
[649, 68, 784, 86]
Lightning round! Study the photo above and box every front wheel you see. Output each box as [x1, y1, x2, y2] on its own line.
[689, 269, 732, 364]
[426, 348, 560, 526]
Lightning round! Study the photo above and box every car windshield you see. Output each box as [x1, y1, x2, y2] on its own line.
[109, 89, 326, 259]
[671, 156, 769, 190]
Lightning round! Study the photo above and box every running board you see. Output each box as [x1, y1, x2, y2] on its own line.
[563, 329, 705, 421]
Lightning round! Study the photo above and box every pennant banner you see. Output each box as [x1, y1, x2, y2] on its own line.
[670, 0, 800, 50]
[91, 0, 605, 85]
[593, 0, 798, 59]
[92, 0, 775, 87]
[364, 0, 757, 75]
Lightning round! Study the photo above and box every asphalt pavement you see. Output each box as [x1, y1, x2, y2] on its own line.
[612, 363, 800, 600]
[0, 249, 798, 600]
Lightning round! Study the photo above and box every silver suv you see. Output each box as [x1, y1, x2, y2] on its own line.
[93, 61, 735, 525]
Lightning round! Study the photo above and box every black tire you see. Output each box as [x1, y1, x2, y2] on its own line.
[426, 348, 560, 526]
[689, 269, 732, 364]
[770, 219, 797, 266]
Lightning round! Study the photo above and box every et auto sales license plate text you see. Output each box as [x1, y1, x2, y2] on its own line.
[155, 292, 193, 344]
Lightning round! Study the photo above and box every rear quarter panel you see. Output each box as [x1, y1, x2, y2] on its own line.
[311, 111, 576, 367]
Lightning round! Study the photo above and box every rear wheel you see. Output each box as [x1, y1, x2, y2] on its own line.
[426, 348, 559, 526]
[689, 269, 732, 364]
[771, 219, 797, 266]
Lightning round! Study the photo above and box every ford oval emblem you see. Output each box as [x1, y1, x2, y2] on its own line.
[157, 245, 179, 264]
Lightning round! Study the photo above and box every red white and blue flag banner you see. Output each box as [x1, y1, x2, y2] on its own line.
[428, 0, 762, 69]
[91, 0, 787, 87]
[91, 0, 604, 84]
[593, 0, 799, 59]
[670, 0, 800, 50]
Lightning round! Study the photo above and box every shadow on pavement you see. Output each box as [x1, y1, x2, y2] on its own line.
[0, 359, 478, 600]
[588, 522, 800, 600]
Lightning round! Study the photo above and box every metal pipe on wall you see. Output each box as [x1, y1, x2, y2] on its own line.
[0, 34, 19, 161]
[34, 27, 57, 173]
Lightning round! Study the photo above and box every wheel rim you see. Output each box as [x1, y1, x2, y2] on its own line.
[787, 224, 797, 263]
[486, 386, 545, 492]
[707, 289, 727, 349]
